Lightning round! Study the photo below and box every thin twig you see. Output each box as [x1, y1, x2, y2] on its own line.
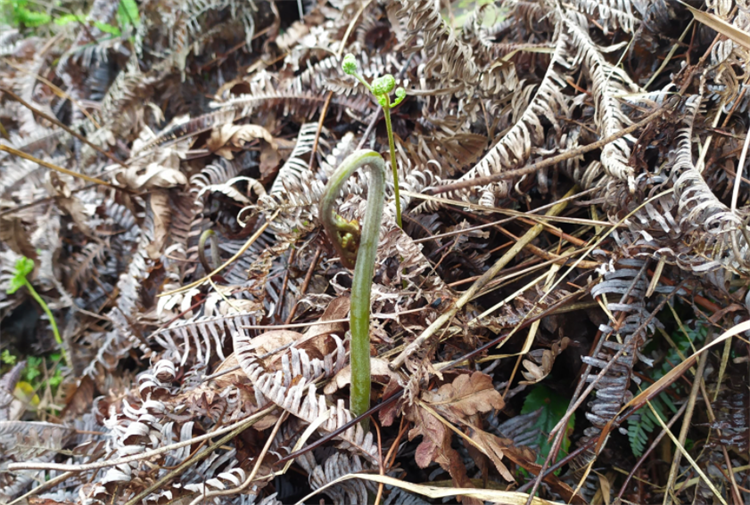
[284, 246, 321, 324]
[0, 144, 130, 192]
[0, 87, 125, 167]
[308, 91, 333, 171]
[275, 247, 295, 317]
[373, 419, 385, 505]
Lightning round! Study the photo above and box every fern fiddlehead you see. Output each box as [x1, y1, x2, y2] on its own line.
[319, 149, 385, 418]
[342, 54, 405, 228]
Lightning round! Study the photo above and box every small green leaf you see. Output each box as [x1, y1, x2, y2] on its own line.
[47, 368, 63, 389]
[94, 20, 121, 35]
[15, 257, 34, 277]
[54, 13, 79, 25]
[24, 358, 42, 382]
[117, 0, 140, 27]
[7, 276, 25, 295]
[15, 6, 51, 27]
[521, 384, 575, 473]
[1, 350, 17, 365]
[7, 257, 34, 295]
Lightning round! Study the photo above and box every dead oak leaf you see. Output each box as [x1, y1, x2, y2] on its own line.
[405, 403, 481, 505]
[422, 372, 504, 420]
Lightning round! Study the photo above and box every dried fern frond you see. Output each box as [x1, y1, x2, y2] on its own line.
[390, 0, 478, 89]
[566, 12, 641, 188]
[568, 0, 641, 34]
[671, 96, 750, 273]
[296, 451, 374, 505]
[233, 328, 379, 462]
[438, 25, 571, 207]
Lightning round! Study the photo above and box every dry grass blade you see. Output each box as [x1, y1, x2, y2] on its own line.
[293, 473, 564, 505]
[680, 1, 750, 50]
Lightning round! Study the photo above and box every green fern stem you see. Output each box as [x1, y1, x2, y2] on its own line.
[319, 149, 385, 420]
[22, 278, 70, 367]
[381, 99, 402, 229]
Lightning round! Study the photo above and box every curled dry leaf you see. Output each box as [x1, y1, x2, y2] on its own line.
[520, 336, 570, 385]
[116, 163, 188, 190]
[246, 329, 303, 357]
[323, 358, 400, 394]
[208, 123, 278, 160]
[297, 295, 350, 358]
[402, 372, 508, 502]
[47, 172, 93, 237]
[206, 354, 247, 390]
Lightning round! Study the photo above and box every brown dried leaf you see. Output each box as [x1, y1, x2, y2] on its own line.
[299, 295, 350, 357]
[48, 173, 93, 237]
[60, 375, 94, 421]
[422, 372, 505, 419]
[260, 142, 281, 180]
[117, 163, 187, 190]
[208, 124, 277, 160]
[145, 189, 172, 260]
[0, 217, 37, 260]
[209, 354, 247, 390]
[379, 379, 403, 427]
[520, 337, 570, 385]
[323, 358, 399, 394]
[406, 403, 480, 504]
[248, 330, 303, 357]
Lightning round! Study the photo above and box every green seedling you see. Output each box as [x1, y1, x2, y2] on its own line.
[7, 257, 70, 367]
[342, 54, 406, 229]
[320, 149, 386, 422]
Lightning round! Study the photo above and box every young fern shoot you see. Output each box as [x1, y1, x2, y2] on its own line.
[7, 257, 70, 367]
[342, 54, 406, 228]
[319, 149, 386, 419]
